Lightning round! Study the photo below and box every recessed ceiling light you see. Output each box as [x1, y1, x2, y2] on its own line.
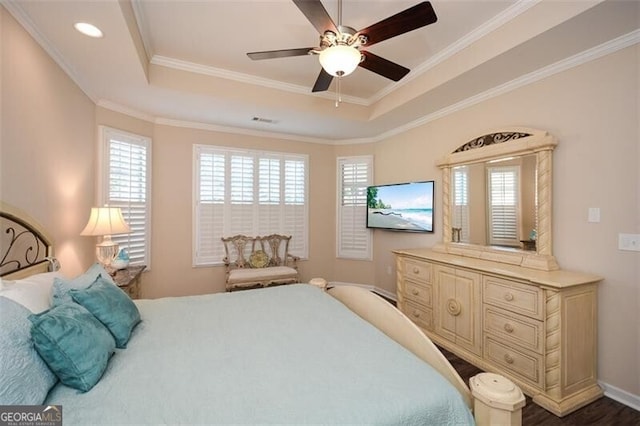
[74, 22, 103, 38]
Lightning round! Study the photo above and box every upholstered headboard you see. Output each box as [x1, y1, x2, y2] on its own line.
[0, 202, 57, 279]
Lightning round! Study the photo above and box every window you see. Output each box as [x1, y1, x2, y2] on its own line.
[99, 126, 151, 267]
[337, 156, 372, 260]
[194, 145, 308, 266]
[488, 165, 520, 247]
[452, 165, 469, 242]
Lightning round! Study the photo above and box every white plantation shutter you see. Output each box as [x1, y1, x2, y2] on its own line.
[257, 157, 281, 235]
[337, 156, 372, 260]
[488, 166, 520, 247]
[452, 166, 469, 242]
[283, 159, 307, 256]
[194, 146, 308, 266]
[195, 152, 225, 264]
[100, 127, 151, 267]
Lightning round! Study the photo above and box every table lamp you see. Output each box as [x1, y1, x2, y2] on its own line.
[80, 207, 131, 267]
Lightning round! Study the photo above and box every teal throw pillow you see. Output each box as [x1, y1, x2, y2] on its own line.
[0, 297, 57, 404]
[52, 263, 116, 305]
[29, 303, 116, 392]
[71, 276, 141, 348]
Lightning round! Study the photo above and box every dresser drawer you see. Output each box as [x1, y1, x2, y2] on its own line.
[484, 336, 543, 387]
[404, 300, 433, 331]
[483, 276, 544, 320]
[483, 306, 544, 353]
[405, 281, 432, 308]
[404, 260, 431, 284]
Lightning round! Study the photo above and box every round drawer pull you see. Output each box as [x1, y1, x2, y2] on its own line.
[504, 354, 515, 364]
[504, 323, 514, 333]
[446, 299, 462, 316]
[412, 289, 420, 296]
[412, 267, 420, 274]
[412, 310, 421, 318]
[503, 292, 515, 302]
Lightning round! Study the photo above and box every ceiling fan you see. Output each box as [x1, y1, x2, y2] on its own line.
[247, 0, 438, 93]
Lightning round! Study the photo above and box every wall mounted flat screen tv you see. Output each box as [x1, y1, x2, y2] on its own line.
[366, 181, 434, 232]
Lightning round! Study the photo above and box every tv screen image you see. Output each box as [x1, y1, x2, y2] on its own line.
[366, 181, 434, 232]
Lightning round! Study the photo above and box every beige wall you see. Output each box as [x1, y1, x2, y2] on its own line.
[368, 45, 639, 396]
[1, 8, 95, 276]
[3, 4, 638, 400]
[91, 114, 337, 297]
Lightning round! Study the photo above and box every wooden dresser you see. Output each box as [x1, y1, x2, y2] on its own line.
[393, 248, 603, 417]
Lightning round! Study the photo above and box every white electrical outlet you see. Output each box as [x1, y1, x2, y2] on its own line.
[618, 233, 640, 252]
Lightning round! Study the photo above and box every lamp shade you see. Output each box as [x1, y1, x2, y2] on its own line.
[80, 207, 131, 236]
[319, 45, 361, 77]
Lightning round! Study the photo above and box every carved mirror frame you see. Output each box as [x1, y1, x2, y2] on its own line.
[435, 128, 559, 271]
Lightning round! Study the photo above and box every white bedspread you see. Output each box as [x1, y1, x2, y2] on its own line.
[45, 284, 474, 425]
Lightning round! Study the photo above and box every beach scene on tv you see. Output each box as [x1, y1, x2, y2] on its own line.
[367, 182, 434, 232]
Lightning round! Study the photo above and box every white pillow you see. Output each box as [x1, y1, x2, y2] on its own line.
[0, 272, 62, 313]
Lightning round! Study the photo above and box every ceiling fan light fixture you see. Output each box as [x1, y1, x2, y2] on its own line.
[319, 45, 361, 77]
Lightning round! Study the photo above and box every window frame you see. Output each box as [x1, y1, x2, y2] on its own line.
[193, 144, 309, 267]
[97, 126, 152, 268]
[336, 155, 373, 261]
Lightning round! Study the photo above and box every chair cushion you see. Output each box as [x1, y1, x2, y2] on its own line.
[227, 266, 297, 284]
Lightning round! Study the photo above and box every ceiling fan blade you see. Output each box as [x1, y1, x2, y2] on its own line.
[247, 48, 314, 60]
[292, 0, 338, 35]
[312, 69, 333, 92]
[359, 51, 410, 82]
[356, 1, 437, 48]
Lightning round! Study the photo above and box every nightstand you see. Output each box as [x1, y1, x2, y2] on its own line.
[111, 265, 146, 299]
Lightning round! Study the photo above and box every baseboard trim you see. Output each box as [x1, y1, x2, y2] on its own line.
[599, 381, 640, 412]
[328, 281, 397, 303]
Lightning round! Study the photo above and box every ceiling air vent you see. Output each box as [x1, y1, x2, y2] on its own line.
[251, 116, 277, 124]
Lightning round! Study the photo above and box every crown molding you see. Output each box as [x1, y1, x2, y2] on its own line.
[148, 0, 540, 107]
[2, 0, 98, 103]
[369, 0, 542, 104]
[154, 118, 330, 145]
[351, 29, 640, 145]
[151, 55, 369, 106]
[99, 29, 639, 146]
[97, 100, 155, 123]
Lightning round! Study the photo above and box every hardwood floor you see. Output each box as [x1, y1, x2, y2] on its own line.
[440, 346, 640, 425]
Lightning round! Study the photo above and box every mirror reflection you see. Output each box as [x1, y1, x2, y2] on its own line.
[450, 154, 537, 251]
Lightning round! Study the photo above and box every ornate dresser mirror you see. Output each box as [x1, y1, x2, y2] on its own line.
[395, 129, 602, 417]
[435, 128, 559, 271]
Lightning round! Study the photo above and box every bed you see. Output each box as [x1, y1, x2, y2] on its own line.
[0, 201, 524, 425]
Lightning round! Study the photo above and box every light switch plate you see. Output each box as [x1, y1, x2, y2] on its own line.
[618, 233, 640, 252]
[588, 207, 600, 223]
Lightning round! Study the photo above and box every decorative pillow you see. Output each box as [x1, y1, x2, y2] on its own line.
[0, 297, 58, 405]
[52, 263, 116, 305]
[0, 271, 62, 313]
[71, 276, 141, 348]
[249, 250, 270, 268]
[29, 303, 116, 392]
